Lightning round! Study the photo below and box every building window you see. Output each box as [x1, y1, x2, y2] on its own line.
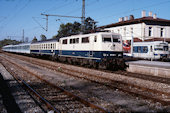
[160, 28, 164, 37]
[118, 29, 120, 33]
[148, 27, 152, 36]
[124, 27, 126, 36]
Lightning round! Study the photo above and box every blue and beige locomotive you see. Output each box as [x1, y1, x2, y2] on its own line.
[2, 32, 125, 70]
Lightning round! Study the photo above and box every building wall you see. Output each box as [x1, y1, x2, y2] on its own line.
[144, 24, 170, 40]
[105, 23, 170, 41]
[105, 23, 143, 41]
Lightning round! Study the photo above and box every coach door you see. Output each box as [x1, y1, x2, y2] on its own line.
[149, 45, 154, 59]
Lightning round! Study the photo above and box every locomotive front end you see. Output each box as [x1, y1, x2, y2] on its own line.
[99, 33, 125, 70]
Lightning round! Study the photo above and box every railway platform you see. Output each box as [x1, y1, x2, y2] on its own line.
[126, 60, 170, 78]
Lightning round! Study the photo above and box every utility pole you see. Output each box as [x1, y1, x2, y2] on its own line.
[41, 0, 85, 33]
[41, 13, 82, 32]
[22, 29, 24, 43]
[131, 28, 133, 57]
[81, 0, 85, 33]
[46, 15, 48, 32]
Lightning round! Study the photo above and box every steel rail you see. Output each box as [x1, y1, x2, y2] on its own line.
[0, 56, 108, 113]
[0, 60, 61, 113]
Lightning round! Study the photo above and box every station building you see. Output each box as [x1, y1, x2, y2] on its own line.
[99, 11, 170, 55]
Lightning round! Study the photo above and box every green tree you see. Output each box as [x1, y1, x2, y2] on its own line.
[32, 36, 38, 43]
[0, 39, 21, 48]
[40, 34, 47, 41]
[52, 35, 60, 41]
[56, 17, 97, 38]
[84, 17, 97, 33]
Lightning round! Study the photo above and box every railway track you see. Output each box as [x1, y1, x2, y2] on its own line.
[113, 70, 170, 85]
[2, 53, 170, 106]
[4, 52, 170, 85]
[0, 56, 108, 113]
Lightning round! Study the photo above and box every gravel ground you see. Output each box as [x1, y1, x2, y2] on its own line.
[0, 63, 44, 113]
[22, 55, 170, 93]
[4, 55, 170, 112]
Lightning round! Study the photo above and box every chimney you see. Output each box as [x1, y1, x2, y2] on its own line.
[122, 17, 124, 21]
[119, 17, 122, 22]
[142, 10, 146, 17]
[129, 15, 134, 20]
[153, 14, 157, 19]
[124, 16, 128, 21]
[149, 11, 152, 17]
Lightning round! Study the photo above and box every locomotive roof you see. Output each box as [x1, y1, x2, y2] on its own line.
[60, 32, 120, 39]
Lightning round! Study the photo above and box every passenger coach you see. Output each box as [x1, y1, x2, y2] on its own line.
[2, 43, 30, 54]
[30, 39, 59, 56]
[133, 41, 169, 60]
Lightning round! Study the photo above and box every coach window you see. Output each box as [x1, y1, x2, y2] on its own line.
[54, 43, 56, 49]
[62, 39, 67, 44]
[82, 37, 89, 43]
[138, 47, 141, 53]
[143, 46, 148, 53]
[51, 44, 53, 49]
[133, 47, 138, 53]
[48, 44, 50, 49]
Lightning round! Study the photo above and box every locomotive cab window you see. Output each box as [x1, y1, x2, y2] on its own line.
[112, 35, 120, 43]
[62, 39, 67, 44]
[102, 35, 111, 42]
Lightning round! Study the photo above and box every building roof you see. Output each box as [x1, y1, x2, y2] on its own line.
[99, 16, 170, 29]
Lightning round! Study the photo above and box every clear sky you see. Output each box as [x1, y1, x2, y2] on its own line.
[0, 0, 170, 41]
